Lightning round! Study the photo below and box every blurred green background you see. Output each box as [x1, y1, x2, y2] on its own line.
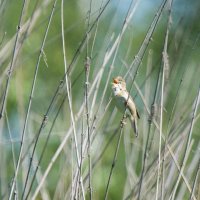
[0, 0, 200, 199]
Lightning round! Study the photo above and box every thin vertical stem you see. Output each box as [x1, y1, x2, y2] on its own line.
[78, 116, 85, 199]
[189, 155, 200, 200]
[85, 1, 93, 198]
[137, 107, 154, 199]
[171, 85, 200, 200]
[104, 128, 124, 200]
[5, 111, 18, 199]
[90, 0, 104, 59]
[156, 46, 165, 200]
[156, 0, 173, 198]
[0, 0, 27, 119]
[85, 56, 92, 199]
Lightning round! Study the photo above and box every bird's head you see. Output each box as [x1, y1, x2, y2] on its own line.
[112, 76, 126, 89]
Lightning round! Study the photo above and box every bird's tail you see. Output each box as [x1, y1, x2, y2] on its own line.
[129, 115, 138, 137]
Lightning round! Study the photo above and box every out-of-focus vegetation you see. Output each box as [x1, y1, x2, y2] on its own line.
[0, 0, 200, 199]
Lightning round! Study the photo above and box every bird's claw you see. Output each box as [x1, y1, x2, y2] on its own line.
[120, 119, 127, 128]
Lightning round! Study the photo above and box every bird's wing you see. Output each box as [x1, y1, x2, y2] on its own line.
[126, 94, 140, 119]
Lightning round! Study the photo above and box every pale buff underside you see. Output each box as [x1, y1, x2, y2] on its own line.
[112, 82, 139, 136]
[112, 83, 137, 118]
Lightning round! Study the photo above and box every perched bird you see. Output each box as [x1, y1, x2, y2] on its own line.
[111, 76, 140, 137]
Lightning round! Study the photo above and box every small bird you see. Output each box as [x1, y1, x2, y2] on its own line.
[111, 76, 140, 137]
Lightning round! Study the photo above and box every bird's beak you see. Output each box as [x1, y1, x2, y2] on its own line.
[113, 78, 118, 84]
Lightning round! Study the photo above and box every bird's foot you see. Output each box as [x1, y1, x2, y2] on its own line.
[120, 118, 127, 128]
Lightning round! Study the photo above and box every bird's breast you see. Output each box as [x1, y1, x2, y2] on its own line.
[113, 90, 129, 113]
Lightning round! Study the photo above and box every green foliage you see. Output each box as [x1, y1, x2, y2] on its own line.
[0, 0, 200, 199]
